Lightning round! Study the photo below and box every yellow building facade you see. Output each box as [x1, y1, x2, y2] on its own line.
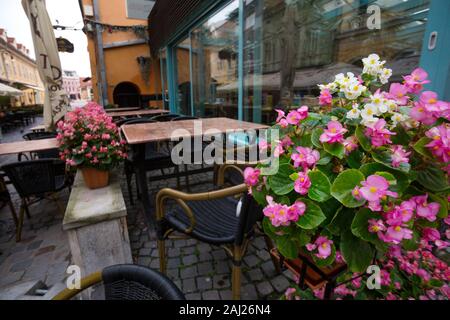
[0, 28, 45, 107]
[79, 0, 162, 108]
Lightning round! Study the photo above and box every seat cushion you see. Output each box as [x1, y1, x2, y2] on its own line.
[164, 197, 240, 245]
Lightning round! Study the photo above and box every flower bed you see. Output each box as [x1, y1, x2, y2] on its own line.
[245, 54, 449, 300]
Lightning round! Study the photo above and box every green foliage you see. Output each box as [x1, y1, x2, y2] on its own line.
[331, 169, 366, 207]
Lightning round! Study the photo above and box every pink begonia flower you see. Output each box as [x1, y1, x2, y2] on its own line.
[390, 145, 410, 168]
[258, 138, 269, 151]
[284, 288, 296, 300]
[319, 121, 347, 144]
[286, 110, 303, 125]
[380, 225, 413, 244]
[243, 167, 260, 187]
[294, 171, 311, 195]
[275, 109, 285, 122]
[335, 250, 345, 264]
[368, 219, 386, 235]
[412, 195, 440, 222]
[279, 118, 288, 128]
[422, 227, 440, 242]
[297, 105, 309, 119]
[359, 175, 397, 202]
[416, 269, 431, 282]
[291, 146, 320, 169]
[263, 196, 305, 227]
[352, 186, 362, 200]
[403, 68, 430, 94]
[306, 236, 333, 259]
[410, 101, 436, 125]
[425, 124, 450, 163]
[398, 200, 415, 222]
[385, 208, 405, 226]
[273, 143, 284, 157]
[388, 83, 409, 105]
[319, 89, 332, 106]
[287, 201, 306, 221]
[380, 269, 391, 286]
[364, 118, 396, 147]
[435, 240, 450, 249]
[343, 136, 358, 155]
[367, 200, 382, 212]
[280, 136, 293, 148]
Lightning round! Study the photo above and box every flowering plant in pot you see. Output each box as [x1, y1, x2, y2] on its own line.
[245, 54, 449, 299]
[56, 102, 127, 189]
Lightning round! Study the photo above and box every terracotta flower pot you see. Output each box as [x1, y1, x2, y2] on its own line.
[80, 167, 109, 189]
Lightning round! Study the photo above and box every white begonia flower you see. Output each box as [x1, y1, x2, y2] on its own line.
[370, 92, 384, 106]
[379, 68, 392, 84]
[362, 54, 386, 76]
[346, 105, 361, 119]
[361, 116, 379, 127]
[343, 82, 366, 100]
[378, 104, 389, 114]
[387, 100, 398, 113]
[361, 103, 378, 119]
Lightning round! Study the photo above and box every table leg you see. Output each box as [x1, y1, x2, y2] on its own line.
[132, 144, 153, 222]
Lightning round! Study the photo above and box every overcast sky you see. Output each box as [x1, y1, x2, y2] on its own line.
[0, 0, 92, 77]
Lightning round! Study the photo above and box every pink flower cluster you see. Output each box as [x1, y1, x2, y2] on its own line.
[56, 102, 127, 169]
[290, 146, 320, 169]
[275, 106, 308, 127]
[306, 236, 333, 259]
[352, 175, 398, 212]
[319, 89, 332, 106]
[425, 124, 450, 167]
[243, 167, 260, 187]
[364, 119, 396, 147]
[319, 121, 347, 144]
[263, 196, 306, 227]
[368, 194, 441, 245]
[390, 145, 410, 168]
[343, 136, 358, 155]
[411, 91, 449, 125]
[403, 68, 430, 94]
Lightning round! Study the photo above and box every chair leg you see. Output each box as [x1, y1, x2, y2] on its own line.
[263, 235, 281, 273]
[24, 199, 31, 219]
[232, 245, 242, 300]
[158, 239, 167, 274]
[8, 200, 18, 227]
[16, 202, 26, 242]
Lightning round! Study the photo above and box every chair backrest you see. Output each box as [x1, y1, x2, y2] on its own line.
[23, 131, 56, 141]
[235, 192, 264, 245]
[170, 116, 198, 121]
[32, 134, 60, 159]
[150, 114, 180, 122]
[120, 118, 156, 125]
[102, 264, 185, 300]
[1, 159, 65, 198]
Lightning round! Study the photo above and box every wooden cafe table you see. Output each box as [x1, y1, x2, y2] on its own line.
[0, 138, 58, 156]
[121, 117, 268, 219]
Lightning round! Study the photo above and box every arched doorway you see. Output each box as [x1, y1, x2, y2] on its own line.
[113, 82, 141, 108]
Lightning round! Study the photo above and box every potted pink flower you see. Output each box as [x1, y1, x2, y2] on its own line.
[56, 102, 127, 189]
[247, 54, 450, 300]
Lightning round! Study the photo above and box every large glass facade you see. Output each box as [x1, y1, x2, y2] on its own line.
[243, 0, 431, 123]
[163, 0, 449, 123]
[191, 0, 240, 119]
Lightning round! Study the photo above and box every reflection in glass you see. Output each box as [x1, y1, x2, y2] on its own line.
[175, 37, 192, 115]
[191, 0, 240, 119]
[244, 0, 431, 124]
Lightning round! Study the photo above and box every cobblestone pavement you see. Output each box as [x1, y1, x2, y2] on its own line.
[125, 169, 293, 300]
[0, 117, 72, 299]
[0, 119, 293, 300]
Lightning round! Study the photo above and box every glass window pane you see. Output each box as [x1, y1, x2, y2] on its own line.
[174, 37, 192, 115]
[191, 0, 240, 119]
[244, 0, 431, 124]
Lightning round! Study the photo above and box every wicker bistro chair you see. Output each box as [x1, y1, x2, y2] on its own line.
[156, 165, 275, 300]
[150, 113, 181, 122]
[120, 118, 180, 204]
[53, 264, 185, 300]
[1, 159, 70, 242]
[19, 132, 58, 161]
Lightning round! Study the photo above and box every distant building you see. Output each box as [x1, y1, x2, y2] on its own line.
[80, 77, 93, 100]
[0, 28, 45, 107]
[79, 0, 162, 108]
[62, 70, 81, 100]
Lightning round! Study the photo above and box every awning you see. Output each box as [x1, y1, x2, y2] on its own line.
[0, 83, 23, 97]
[22, 84, 45, 91]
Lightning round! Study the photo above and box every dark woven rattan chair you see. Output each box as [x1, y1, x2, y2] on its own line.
[53, 264, 185, 300]
[1, 159, 70, 241]
[120, 118, 180, 204]
[150, 113, 180, 122]
[0, 173, 17, 230]
[156, 164, 278, 300]
[19, 132, 58, 161]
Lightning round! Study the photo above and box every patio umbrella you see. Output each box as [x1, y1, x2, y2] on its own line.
[22, 0, 70, 130]
[0, 83, 23, 97]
